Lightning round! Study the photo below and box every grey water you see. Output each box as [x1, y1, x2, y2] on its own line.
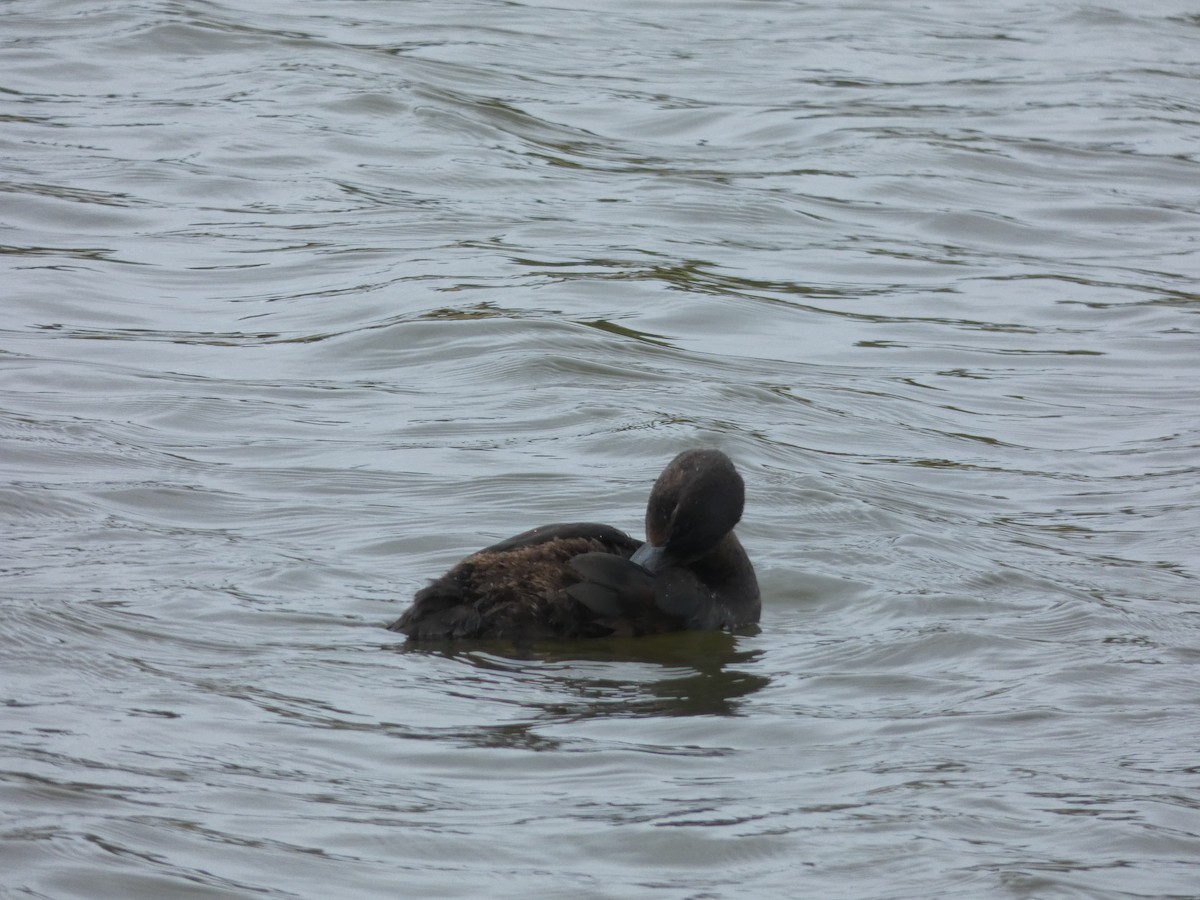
[3, 0, 1200, 897]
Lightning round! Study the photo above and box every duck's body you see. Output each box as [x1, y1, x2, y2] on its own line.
[388, 450, 759, 642]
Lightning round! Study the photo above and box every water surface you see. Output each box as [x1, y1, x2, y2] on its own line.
[3, 1, 1199, 897]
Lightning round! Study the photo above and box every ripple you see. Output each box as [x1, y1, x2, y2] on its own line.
[4, 0, 1200, 897]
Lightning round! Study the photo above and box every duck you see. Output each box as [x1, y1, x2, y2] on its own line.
[387, 449, 759, 641]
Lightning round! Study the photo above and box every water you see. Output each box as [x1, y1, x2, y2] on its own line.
[3, 0, 1199, 896]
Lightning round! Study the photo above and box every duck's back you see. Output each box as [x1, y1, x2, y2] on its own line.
[389, 523, 641, 641]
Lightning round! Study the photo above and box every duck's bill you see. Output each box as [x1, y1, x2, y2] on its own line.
[631, 542, 666, 573]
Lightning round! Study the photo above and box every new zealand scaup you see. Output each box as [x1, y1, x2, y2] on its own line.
[387, 449, 759, 641]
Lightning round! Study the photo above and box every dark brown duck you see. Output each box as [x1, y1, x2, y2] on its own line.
[388, 449, 759, 641]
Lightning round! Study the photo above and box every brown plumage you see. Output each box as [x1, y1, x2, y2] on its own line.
[388, 450, 759, 642]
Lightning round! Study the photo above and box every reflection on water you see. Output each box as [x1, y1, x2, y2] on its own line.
[4, 0, 1200, 897]
[399, 631, 770, 738]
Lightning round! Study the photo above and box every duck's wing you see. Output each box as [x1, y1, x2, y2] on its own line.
[566, 552, 657, 619]
[569, 554, 743, 632]
[481, 522, 639, 555]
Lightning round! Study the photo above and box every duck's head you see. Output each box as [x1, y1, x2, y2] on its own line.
[632, 449, 745, 573]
